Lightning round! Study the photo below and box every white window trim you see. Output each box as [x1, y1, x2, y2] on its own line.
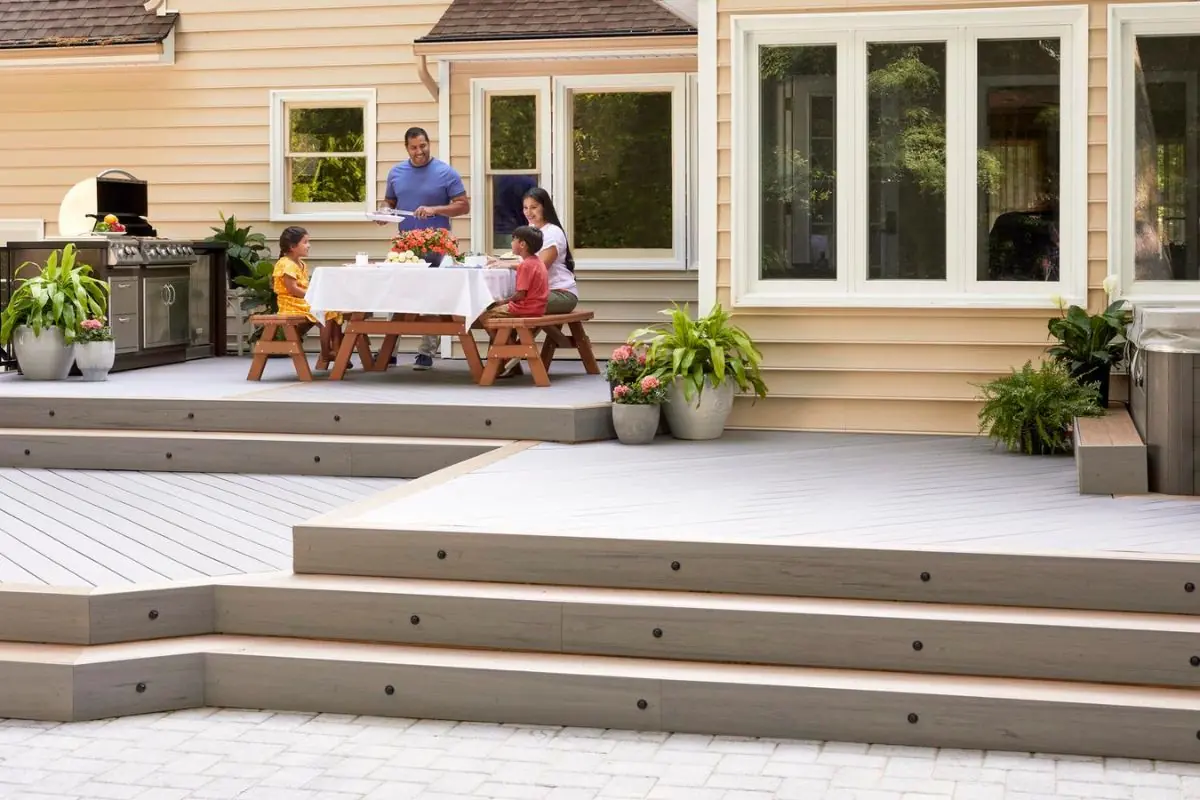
[469, 77, 553, 256]
[553, 73, 690, 270]
[731, 6, 1089, 309]
[268, 88, 378, 223]
[1108, 2, 1200, 303]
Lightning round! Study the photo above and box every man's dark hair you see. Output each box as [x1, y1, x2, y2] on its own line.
[511, 225, 543, 255]
[404, 127, 430, 145]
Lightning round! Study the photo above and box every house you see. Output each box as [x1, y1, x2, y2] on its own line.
[0, 0, 1195, 435]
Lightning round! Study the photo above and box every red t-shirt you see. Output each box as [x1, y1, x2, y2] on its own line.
[509, 255, 549, 317]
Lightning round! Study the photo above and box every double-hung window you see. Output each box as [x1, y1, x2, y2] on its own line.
[732, 7, 1088, 307]
[1110, 3, 1200, 301]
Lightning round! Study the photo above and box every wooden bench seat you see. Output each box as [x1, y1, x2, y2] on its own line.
[477, 310, 600, 387]
[246, 314, 327, 382]
[1074, 407, 1148, 495]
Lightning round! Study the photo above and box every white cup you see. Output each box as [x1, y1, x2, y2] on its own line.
[354, 252, 369, 266]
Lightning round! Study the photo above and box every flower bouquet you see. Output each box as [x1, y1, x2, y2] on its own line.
[390, 228, 461, 266]
[605, 343, 647, 390]
[611, 375, 666, 445]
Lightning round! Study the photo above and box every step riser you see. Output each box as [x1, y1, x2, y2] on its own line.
[0, 398, 613, 443]
[293, 528, 1200, 615]
[0, 435, 495, 478]
[6, 650, 1200, 763]
[215, 586, 1200, 688]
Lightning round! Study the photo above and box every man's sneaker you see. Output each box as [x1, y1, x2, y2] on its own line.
[413, 354, 434, 370]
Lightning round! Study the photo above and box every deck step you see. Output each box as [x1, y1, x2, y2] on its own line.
[3, 635, 1200, 761]
[1074, 408, 1148, 495]
[0, 428, 506, 478]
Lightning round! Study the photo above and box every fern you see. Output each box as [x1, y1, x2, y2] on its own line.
[976, 360, 1103, 455]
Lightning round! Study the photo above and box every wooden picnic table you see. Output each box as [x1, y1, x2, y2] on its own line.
[329, 312, 484, 381]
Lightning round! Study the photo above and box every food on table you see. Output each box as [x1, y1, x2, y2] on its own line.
[95, 214, 125, 233]
[498, 252, 520, 261]
[386, 249, 423, 264]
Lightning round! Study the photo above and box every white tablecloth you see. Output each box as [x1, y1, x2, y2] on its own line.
[307, 265, 515, 326]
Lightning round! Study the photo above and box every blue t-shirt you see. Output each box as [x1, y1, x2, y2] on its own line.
[384, 158, 466, 232]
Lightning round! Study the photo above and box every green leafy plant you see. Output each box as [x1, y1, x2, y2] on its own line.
[232, 259, 280, 344]
[630, 304, 768, 402]
[1047, 300, 1130, 375]
[0, 244, 109, 346]
[206, 212, 269, 281]
[976, 360, 1103, 455]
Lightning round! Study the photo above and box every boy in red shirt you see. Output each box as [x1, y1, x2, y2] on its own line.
[490, 225, 549, 317]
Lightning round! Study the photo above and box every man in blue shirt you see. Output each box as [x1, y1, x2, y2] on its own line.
[379, 126, 469, 369]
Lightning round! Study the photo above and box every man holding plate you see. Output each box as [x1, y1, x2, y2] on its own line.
[377, 126, 469, 369]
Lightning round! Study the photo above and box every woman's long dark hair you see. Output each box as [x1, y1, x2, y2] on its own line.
[278, 226, 308, 260]
[523, 187, 574, 273]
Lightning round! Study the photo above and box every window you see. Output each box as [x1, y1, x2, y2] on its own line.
[1110, 4, 1200, 300]
[734, 8, 1086, 307]
[269, 89, 377, 222]
[470, 74, 689, 269]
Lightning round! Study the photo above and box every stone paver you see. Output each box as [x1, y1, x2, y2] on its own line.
[2, 710, 1200, 799]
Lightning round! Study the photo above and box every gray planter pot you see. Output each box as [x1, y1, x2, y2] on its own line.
[612, 403, 661, 445]
[74, 340, 116, 382]
[664, 378, 736, 440]
[13, 326, 74, 381]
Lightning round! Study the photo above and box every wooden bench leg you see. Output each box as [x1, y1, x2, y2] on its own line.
[460, 332, 485, 383]
[480, 327, 513, 386]
[246, 323, 277, 381]
[541, 325, 571, 372]
[283, 324, 314, 382]
[517, 327, 551, 387]
[569, 321, 601, 375]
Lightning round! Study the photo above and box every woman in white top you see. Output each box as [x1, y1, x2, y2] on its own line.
[521, 187, 579, 314]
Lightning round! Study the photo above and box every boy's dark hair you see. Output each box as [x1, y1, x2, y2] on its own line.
[511, 225, 543, 255]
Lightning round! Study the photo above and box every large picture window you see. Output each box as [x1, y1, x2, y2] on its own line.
[269, 89, 377, 222]
[471, 74, 690, 269]
[735, 8, 1086, 307]
[1110, 4, 1200, 300]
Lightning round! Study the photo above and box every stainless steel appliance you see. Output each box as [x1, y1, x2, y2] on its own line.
[144, 272, 191, 348]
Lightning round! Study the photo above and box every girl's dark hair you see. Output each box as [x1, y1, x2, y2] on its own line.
[278, 226, 308, 258]
[523, 187, 574, 273]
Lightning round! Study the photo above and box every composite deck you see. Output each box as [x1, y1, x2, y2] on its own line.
[0, 469, 400, 587]
[345, 431, 1200, 557]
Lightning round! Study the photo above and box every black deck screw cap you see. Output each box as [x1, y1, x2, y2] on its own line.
[912, 641, 923, 652]
[313, 456, 321, 463]
[410, 615, 420, 625]
[334, 415, 341, 422]
[1187, 582, 1196, 593]
[136, 683, 147, 694]
[636, 699, 648, 710]
[920, 572, 931, 582]
[23, 450, 29, 456]
[670, 561, 681, 572]
[1191, 656, 1200, 667]
[48, 410, 54, 417]
[652, 628, 663, 639]
[437, 550, 447, 560]
[385, 685, 395, 695]
[187, 412, 195, 420]
[907, 713, 919, 724]
[165, 452, 173, 459]
[148, 610, 159, 621]
[485, 419, 493, 427]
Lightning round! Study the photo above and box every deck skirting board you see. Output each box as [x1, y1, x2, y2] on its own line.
[5, 637, 1200, 762]
[292, 528, 1200, 615]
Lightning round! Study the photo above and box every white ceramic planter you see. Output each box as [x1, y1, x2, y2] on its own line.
[612, 403, 661, 445]
[74, 340, 116, 382]
[13, 326, 74, 381]
[664, 378, 736, 441]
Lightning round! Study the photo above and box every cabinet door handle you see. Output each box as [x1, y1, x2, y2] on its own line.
[167, 285, 176, 305]
[115, 282, 132, 290]
[160, 285, 170, 304]
[117, 316, 131, 323]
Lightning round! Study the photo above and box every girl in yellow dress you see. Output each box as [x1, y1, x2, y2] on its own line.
[273, 227, 344, 365]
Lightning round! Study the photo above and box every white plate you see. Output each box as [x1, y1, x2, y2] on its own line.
[91, 231, 128, 238]
[366, 209, 413, 223]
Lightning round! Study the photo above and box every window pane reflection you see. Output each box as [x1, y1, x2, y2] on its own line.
[758, 44, 838, 280]
[868, 42, 947, 281]
[490, 174, 538, 253]
[978, 39, 1061, 282]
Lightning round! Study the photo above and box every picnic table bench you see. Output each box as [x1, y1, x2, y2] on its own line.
[246, 314, 328, 382]
[478, 310, 600, 387]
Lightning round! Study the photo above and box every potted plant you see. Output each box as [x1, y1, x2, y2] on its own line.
[74, 318, 115, 381]
[611, 375, 667, 445]
[606, 343, 647, 392]
[0, 244, 107, 381]
[1046, 286, 1130, 407]
[631, 304, 768, 441]
[976, 360, 1104, 455]
[206, 212, 269, 286]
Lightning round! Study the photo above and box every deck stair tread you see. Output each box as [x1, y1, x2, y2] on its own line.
[0, 428, 512, 447]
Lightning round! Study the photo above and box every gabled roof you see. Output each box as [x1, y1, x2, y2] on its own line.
[0, 0, 177, 51]
[418, 0, 696, 43]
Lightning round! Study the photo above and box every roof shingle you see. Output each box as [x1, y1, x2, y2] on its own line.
[419, 0, 696, 43]
[0, 0, 177, 51]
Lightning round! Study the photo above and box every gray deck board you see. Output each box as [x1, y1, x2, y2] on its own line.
[349, 432, 1200, 557]
[0, 356, 608, 407]
[0, 469, 404, 587]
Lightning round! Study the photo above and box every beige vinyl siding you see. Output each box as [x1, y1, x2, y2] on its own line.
[717, 0, 1140, 434]
[445, 53, 699, 361]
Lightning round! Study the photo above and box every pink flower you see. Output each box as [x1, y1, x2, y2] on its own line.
[81, 319, 103, 330]
[611, 345, 634, 362]
[637, 353, 647, 365]
[640, 376, 660, 392]
[612, 384, 631, 400]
